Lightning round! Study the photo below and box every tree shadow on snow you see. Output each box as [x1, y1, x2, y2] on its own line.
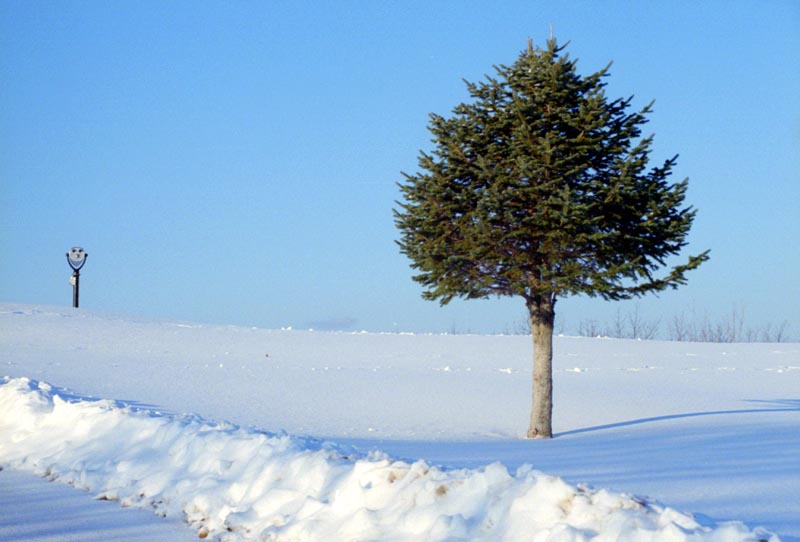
[556, 399, 800, 437]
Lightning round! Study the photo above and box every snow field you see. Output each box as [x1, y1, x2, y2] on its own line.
[2, 304, 798, 540]
[0, 376, 778, 542]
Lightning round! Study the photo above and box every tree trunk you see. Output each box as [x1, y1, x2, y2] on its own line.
[527, 294, 555, 439]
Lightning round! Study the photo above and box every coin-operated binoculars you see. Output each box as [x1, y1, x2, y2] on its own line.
[66, 247, 88, 308]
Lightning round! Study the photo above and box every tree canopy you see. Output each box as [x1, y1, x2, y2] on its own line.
[395, 38, 708, 310]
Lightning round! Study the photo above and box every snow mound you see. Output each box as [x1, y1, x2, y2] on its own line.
[0, 377, 777, 542]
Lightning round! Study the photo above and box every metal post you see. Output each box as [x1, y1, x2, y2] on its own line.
[72, 270, 80, 308]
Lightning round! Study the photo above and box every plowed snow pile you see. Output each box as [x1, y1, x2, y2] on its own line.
[0, 377, 777, 542]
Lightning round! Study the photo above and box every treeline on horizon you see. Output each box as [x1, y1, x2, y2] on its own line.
[488, 306, 793, 343]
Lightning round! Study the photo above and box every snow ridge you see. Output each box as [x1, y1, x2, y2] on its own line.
[0, 377, 776, 542]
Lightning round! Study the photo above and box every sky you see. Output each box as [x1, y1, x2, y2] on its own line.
[1, 1, 798, 337]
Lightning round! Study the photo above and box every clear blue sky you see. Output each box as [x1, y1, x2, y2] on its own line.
[2, 1, 798, 336]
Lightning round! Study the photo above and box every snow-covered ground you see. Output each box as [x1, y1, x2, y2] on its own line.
[1, 303, 798, 541]
[0, 467, 196, 542]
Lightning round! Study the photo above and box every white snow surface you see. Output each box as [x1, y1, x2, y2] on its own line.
[1, 303, 798, 541]
[0, 467, 195, 542]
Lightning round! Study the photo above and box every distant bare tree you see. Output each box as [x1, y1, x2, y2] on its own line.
[504, 316, 532, 336]
[698, 315, 727, 342]
[761, 320, 790, 343]
[593, 307, 660, 339]
[578, 319, 603, 338]
[626, 305, 661, 339]
[605, 309, 626, 338]
[669, 311, 694, 341]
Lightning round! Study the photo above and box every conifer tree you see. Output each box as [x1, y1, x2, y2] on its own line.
[394, 37, 709, 438]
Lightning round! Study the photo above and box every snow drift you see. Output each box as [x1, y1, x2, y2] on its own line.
[0, 376, 777, 542]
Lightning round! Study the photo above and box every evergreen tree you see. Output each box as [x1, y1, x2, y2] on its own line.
[394, 38, 709, 438]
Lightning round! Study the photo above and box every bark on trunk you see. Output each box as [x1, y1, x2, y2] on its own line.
[527, 294, 555, 439]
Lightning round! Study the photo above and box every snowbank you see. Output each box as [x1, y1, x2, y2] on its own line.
[0, 377, 777, 542]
